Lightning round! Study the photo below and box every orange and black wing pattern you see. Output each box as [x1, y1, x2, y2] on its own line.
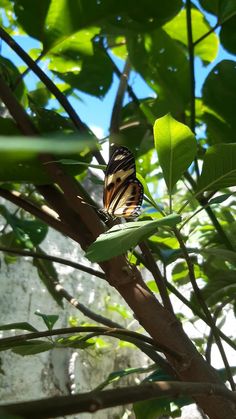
[103, 146, 143, 218]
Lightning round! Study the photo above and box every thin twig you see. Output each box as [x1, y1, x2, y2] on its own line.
[100, 38, 140, 107]
[110, 58, 131, 137]
[174, 227, 235, 390]
[0, 326, 183, 359]
[193, 23, 219, 46]
[139, 242, 175, 314]
[0, 245, 105, 279]
[205, 296, 235, 364]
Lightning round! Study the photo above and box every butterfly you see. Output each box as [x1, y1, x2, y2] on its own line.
[103, 146, 143, 218]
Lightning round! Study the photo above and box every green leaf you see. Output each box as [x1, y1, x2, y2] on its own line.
[0, 56, 25, 101]
[56, 335, 95, 349]
[14, 0, 50, 42]
[44, 0, 182, 50]
[199, 0, 236, 21]
[164, 8, 218, 63]
[197, 248, 236, 265]
[35, 312, 59, 330]
[153, 114, 197, 192]
[194, 270, 236, 306]
[136, 173, 162, 212]
[53, 46, 113, 97]
[203, 60, 236, 142]
[0, 322, 38, 333]
[146, 280, 159, 293]
[28, 82, 51, 108]
[172, 262, 189, 285]
[196, 144, 236, 192]
[127, 29, 190, 114]
[12, 340, 53, 356]
[86, 214, 181, 262]
[220, 15, 236, 54]
[0, 206, 48, 249]
[208, 193, 233, 205]
[106, 303, 132, 319]
[134, 369, 192, 419]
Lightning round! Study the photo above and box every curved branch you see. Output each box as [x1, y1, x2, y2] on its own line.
[0, 326, 182, 360]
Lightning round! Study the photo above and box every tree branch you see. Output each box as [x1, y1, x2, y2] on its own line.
[2, 381, 236, 419]
[110, 58, 131, 137]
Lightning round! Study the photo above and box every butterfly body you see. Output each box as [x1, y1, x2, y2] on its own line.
[103, 146, 143, 218]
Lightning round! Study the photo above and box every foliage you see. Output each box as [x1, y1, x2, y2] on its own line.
[0, 0, 236, 418]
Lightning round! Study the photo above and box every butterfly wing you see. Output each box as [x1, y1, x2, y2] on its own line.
[109, 178, 143, 217]
[103, 146, 143, 218]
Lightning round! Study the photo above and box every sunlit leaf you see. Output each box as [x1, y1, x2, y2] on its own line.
[164, 8, 218, 63]
[86, 214, 181, 262]
[154, 114, 197, 192]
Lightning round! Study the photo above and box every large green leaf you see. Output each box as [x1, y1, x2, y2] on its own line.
[196, 144, 236, 192]
[47, 27, 99, 73]
[14, 0, 182, 49]
[202, 110, 235, 145]
[86, 214, 181, 262]
[52, 46, 114, 97]
[153, 114, 197, 193]
[44, 0, 182, 49]
[164, 8, 218, 63]
[202, 60, 236, 143]
[220, 15, 236, 54]
[13, 0, 50, 41]
[127, 28, 190, 114]
[199, 0, 236, 21]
